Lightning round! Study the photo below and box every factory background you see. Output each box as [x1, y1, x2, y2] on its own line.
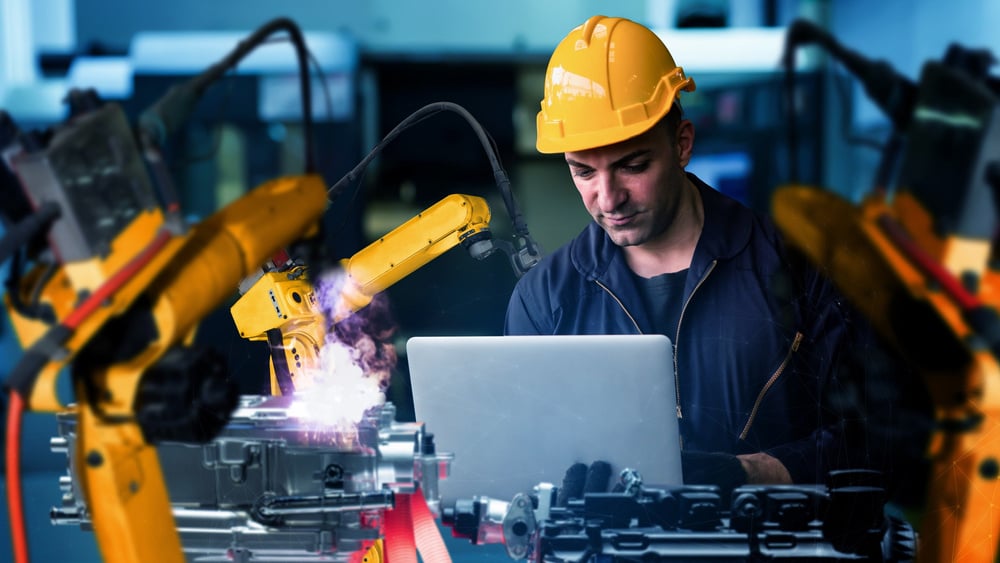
[0, 0, 996, 560]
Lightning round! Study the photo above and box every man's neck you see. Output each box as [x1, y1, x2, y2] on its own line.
[624, 177, 704, 278]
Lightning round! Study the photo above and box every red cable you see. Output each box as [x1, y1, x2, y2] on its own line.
[410, 488, 452, 563]
[383, 493, 417, 563]
[6, 391, 28, 563]
[877, 214, 983, 312]
[382, 492, 452, 563]
[63, 229, 173, 330]
[4, 228, 173, 563]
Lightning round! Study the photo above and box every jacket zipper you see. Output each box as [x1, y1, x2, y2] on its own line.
[595, 260, 717, 422]
[739, 330, 804, 440]
[594, 280, 642, 333]
[674, 260, 717, 420]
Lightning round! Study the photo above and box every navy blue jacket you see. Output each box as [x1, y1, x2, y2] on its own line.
[505, 175, 855, 484]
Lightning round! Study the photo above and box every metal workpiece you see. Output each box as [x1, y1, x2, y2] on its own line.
[503, 493, 538, 561]
[443, 476, 917, 562]
[49, 394, 452, 562]
[252, 490, 395, 520]
[441, 495, 511, 547]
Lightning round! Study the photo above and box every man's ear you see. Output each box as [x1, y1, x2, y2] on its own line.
[676, 119, 695, 168]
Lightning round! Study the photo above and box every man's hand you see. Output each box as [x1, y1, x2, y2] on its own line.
[736, 452, 792, 484]
[680, 451, 747, 494]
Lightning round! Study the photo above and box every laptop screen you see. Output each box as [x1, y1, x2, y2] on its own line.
[406, 334, 683, 506]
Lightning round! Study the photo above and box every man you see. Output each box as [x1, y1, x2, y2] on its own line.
[505, 15, 862, 488]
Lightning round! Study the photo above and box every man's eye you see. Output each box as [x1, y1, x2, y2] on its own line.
[622, 162, 650, 174]
[572, 168, 595, 179]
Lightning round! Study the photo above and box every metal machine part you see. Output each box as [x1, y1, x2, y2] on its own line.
[444, 470, 917, 562]
[5, 99, 162, 265]
[49, 395, 453, 562]
[230, 262, 325, 396]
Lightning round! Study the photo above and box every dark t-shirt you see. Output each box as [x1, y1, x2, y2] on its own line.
[632, 269, 688, 340]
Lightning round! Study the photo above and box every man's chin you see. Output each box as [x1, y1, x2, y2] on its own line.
[603, 228, 644, 247]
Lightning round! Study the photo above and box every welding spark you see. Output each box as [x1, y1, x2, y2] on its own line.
[295, 336, 386, 432]
[288, 267, 397, 440]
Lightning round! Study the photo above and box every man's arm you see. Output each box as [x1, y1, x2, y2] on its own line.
[763, 250, 884, 484]
[504, 284, 548, 335]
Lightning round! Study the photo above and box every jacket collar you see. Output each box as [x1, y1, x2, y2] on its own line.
[569, 173, 754, 281]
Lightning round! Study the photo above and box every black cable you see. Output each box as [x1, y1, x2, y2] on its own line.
[265, 328, 295, 396]
[327, 107, 446, 201]
[4, 248, 23, 309]
[25, 261, 57, 320]
[262, 36, 335, 124]
[305, 46, 335, 123]
[328, 102, 537, 254]
[168, 35, 336, 196]
[783, 19, 917, 132]
[324, 111, 442, 241]
[0, 201, 60, 267]
[138, 17, 317, 175]
[1, 203, 60, 323]
[781, 19, 917, 190]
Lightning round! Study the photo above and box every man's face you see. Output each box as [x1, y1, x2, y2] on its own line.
[564, 120, 693, 248]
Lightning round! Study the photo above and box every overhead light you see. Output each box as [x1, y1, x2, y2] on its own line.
[654, 27, 814, 73]
[129, 31, 358, 75]
[67, 57, 133, 99]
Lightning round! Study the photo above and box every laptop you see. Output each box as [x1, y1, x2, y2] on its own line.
[406, 334, 683, 506]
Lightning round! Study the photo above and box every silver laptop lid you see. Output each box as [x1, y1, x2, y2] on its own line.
[407, 334, 682, 506]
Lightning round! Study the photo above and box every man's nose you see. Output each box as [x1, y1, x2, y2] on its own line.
[595, 174, 626, 212]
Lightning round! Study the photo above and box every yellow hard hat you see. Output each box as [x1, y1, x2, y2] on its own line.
[536, 15, 696, 154]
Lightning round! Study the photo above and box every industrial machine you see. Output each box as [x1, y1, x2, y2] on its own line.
[48, 395, 451, 563]
[231, 189, 522, 397]
[772, 19, 1000, 563]
[39, 183, 536, 563]
[391, 17, 996, 563]
[0, 17, 334, 563]
[0, 16, 542, 563]
[1, 95, 328, 563]
[441, 469, 916, 562]
[10, 10, 967, 563]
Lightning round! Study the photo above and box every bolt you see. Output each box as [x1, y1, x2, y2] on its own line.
[980, 458, 1000, 479]
[85, 450, 103, 467]
[323, 464, 344, 486]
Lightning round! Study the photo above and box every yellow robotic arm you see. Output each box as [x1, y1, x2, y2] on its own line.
[0, 17, 335, 563]
[71, 173, 328, 563]
[231, 99, 543, 397]
[230, 262, 326, 395]
[231, 193, 494, 395]
[2, 101, 328, 562]
[776, 19, 1000, 563]
[334, 193, 493, 320]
